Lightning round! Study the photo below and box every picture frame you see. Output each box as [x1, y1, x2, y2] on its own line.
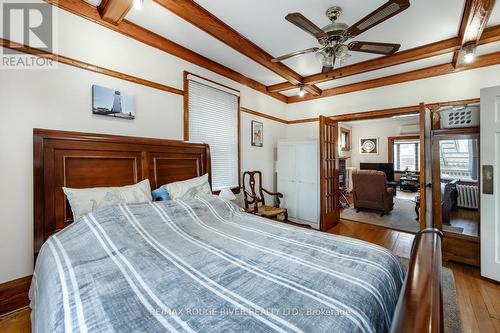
[251, 120, 263, 147]
[92, 85, 135, 120]
[359, 137, 379, 155]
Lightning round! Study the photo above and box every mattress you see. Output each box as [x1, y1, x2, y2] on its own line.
[30, 195, 405, 333]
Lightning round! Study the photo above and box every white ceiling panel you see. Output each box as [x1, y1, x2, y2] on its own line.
[487, 2, 500, 26]
[477, 41, 500, 55]
[125, 2, 285, 85]
[281, 88, 301, 97]
[316, 53, 453, 90]
[195, 0, 465, 76]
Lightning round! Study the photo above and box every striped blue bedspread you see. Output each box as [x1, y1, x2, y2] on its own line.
[30, 195, 405, 333]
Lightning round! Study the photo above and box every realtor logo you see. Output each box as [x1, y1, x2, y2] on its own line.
[1, 0, 57, 69]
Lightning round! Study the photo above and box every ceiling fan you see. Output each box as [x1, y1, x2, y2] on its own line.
[272, 0, 410, 73]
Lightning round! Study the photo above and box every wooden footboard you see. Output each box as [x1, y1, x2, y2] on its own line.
[390, 228, 444, 333]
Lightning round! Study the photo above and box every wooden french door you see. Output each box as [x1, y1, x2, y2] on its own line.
[319, 116, 340, 231]
[419, 103, 433, 229]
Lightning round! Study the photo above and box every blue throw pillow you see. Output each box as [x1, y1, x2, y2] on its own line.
[152, 187, 171, 202]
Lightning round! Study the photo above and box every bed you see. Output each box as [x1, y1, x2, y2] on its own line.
[31, 129, 443, 333]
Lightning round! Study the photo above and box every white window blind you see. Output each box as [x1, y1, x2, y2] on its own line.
[188, 77, 239, 191]
[393, 140, 420, 172]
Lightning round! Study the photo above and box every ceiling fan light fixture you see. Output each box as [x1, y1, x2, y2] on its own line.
[334, 44, 349, 58]
[315, 50, 327, 65]
[463, 44, 477, 64]
[275, 3, 409, 71]
[315, 49, 333, 67]
[339, 53, 351, 66]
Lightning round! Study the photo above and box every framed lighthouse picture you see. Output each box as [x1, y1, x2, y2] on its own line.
[92, 85, 135, 120]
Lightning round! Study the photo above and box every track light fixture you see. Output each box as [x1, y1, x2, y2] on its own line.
[463, 43, 477, 64]
[299, 85, 305, 98]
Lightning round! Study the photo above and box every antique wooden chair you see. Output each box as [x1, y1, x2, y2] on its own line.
[242, 171, 288, 222]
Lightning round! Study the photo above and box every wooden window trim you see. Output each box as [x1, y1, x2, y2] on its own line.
[183, 71, 241, 193]
[339, 127, 351, 151]
[388, 135, 421, 172]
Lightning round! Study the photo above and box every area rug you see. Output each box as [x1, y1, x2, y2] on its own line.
[341, 198, 420, 233]
[398, 257, 462, 333]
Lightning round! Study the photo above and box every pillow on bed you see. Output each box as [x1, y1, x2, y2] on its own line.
[163, 174, 211, 200]
[63, 179, 152, 220]
[152, 187, 171, 202]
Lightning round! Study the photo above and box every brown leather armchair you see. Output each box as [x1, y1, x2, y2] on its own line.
[352, 170, 394, 216]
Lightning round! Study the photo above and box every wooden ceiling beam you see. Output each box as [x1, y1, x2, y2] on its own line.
[287, 50, 500, 103]
[268, 24, 500, 93]
[453, 0, 496, 67]
[44, 0, 287, 103]
[154, 0, 300, 85]
[452, 0, 474, 67]
[98, 0, 133, 25]
[286, 97, 481, 124]
[303, 84, 322, 96]
[478, 24, 500, 43]
[267, 81, 295, 93]
[155, 0, 322, 96]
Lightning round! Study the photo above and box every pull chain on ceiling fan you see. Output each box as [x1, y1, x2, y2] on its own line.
[272, 0, 410, 73]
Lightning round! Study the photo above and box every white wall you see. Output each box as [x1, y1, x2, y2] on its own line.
[286, 122, 319, 139]
[0, 7, 286, 283]
[346, 118, 419, 169]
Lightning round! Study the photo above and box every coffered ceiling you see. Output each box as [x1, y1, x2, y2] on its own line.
[126, 1, 284, 85]
[195, 0, 464, 76]
[77, 0, 500, 102]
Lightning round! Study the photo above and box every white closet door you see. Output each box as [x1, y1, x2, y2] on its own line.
[295, 142, 319, 223]
[277, 143, 297, 218]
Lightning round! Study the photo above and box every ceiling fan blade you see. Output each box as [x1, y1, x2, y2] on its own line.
[348, 41, 400, 55]
[271, 47, 320, 62]
[322, 66, 333, 73]
[285, 13, 327, 39]
[346, 0, 410, 37]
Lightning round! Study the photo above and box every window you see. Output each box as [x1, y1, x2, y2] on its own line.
[393, 140, 420, 172]
[186, 73, 240, 191]
[439, 139, 478, 181]
[339, 127, 351, 151]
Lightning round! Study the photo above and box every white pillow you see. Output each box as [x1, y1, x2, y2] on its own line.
[164, 174, 212, 200]
[63, 179, 152, 220]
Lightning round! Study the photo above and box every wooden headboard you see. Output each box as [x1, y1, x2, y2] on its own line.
[33, 128, 211, 258]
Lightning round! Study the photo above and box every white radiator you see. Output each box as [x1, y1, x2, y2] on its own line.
[456, 184, 479, 209]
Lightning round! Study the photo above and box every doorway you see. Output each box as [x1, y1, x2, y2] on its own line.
[431, 116, 480, 266]
[318, 105, 428, 233]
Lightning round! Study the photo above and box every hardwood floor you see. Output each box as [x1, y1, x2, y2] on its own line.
[450, 208, 480, 237]
[1, 219, 499, 333]
[328, 220, 500, 333]
[0, 307, 30, 333]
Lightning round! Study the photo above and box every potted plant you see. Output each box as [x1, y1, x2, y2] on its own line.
[404, 167, 413, 178]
